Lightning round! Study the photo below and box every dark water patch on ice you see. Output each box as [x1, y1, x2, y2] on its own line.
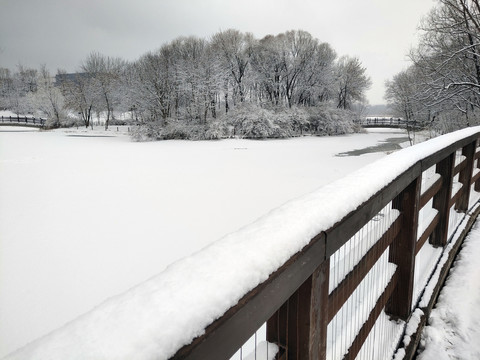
[336, 137, 410, 157]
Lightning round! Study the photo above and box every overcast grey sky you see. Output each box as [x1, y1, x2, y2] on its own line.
[0, 0, 435, 104]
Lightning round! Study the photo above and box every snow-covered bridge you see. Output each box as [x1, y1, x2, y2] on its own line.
[359, 117, 423, 130]
[0, 115, 46, 128]
[4, 127, 480, 360]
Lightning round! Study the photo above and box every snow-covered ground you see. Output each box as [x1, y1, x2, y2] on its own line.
[0, 125, 409, 357]
[417, 222, 480, 360]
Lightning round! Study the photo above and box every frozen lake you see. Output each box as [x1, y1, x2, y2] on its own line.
[0, 127, 408, 357]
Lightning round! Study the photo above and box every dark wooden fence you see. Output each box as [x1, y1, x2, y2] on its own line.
[0, 115, 46, 127]
[170, 129, 480, 360]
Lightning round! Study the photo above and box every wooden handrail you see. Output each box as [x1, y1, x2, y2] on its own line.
[170, 129, 480, 360]
[171, 233, 327, 360]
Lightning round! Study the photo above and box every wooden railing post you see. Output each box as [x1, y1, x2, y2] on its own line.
[456, 141, 476, 211]
[431, 153, 455, 247]
[267, 259, 329, 360]
[475, 140, 480, 192]
[308, 259, 329, 360]
[386, 176, 421, 321]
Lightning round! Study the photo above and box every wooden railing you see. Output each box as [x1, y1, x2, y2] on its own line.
[358, 117, 422, 129]
[170, 128, 480, 360]
[0, 115, 46, 127]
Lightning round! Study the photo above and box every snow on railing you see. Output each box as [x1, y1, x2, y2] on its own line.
[4, 127, 480, 360]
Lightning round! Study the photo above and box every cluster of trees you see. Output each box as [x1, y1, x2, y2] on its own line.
[0, 29, 371, 139]
[0, 65, 70, 128]
[386, 0, 480, 134]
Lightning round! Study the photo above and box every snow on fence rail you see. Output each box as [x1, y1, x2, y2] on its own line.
[0, 115, 46, 127]
[5, 127, 480, 360]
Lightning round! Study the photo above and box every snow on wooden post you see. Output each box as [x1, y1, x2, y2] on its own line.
[386, 176, 421, 321]
[431, 152, 455, 247]
[456, 141, 476, 211]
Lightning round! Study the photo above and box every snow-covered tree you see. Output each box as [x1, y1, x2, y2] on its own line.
[388, 0, 480, 132]
[211, 29, 255, 108]
[3, 65, 38, 115]
[0, 67, 13, 109]
[335, 56, 371, 110]
[80, 52, 126, 130]
[28, 65, 67, 128]
[57, 70, 96, 128]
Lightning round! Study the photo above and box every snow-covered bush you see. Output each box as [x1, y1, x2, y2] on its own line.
[307, 106, 361, 135]
[160, 121, 200, 140]
[130, 122, 163, 141]
[227, 104, 292, 139]
[204, 120, 230, 139]
[277, 106, 309, 135]
[130, 120, 208, 141]
[131, 104, 363, 141]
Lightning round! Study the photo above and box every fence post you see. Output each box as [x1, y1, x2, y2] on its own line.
[386, 176, 421, 321]
[267, 259, 329, 360]
[475, 140, 480, 192]
[431, 153, 455, 247]
[308, 259, 329, 360]
[456, 140, 476, 211]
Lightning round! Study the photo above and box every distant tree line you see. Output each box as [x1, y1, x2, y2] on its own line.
[386, 0, 480, 135]
[0, 29, 371, 139]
